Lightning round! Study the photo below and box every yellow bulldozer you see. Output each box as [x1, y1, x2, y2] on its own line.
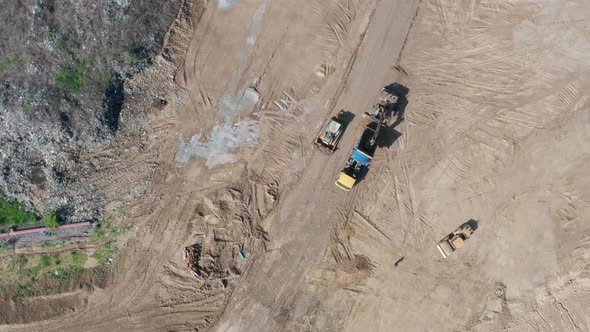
[436, 223, 473, 258]
[314, 111, 347, 154]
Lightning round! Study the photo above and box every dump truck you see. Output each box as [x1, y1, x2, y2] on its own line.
[335, 123, 378, 191]
[314, 110, 347, 153]
[436, 224, 473, 258]
[335, 88, 399, 191]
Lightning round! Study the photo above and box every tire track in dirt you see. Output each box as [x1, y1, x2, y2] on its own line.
[345, 1, 590, 331]
[178, 1, 216, 95]
[395, 0, 422, 67]
[398, 0, 590, 187]
[322, 0, 378, 118]
[1, 0, 376, 330]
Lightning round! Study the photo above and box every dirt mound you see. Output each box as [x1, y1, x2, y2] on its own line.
[0, 292, 87, 325]
[0, 265, 110, 325]
[162, 0, 207, 67]
[183, 179, 277, 292]
[335, 255, 373, 288]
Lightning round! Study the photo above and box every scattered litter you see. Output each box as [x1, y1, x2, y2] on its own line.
[239, 251, 245, 259]
[184, 243, 203, 278]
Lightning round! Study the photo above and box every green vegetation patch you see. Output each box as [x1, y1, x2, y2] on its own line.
[1, 250, 89, 300]
[101, 70, 110, 88]
[0, 56, 17, 72]
[0, 196, 39, 226]
[44, 213, 60, 229]
[70, 251, 87, 266]
[90, 219, 133, 242]
[22, 102, 33, 112]
[91, 240, 117, 263]
[1, 217, 127, 300]
[123, 51, 141, 63]
[56, 63, 91, 93]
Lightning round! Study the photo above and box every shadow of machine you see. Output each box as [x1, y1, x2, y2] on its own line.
[464, 218, 479, 231]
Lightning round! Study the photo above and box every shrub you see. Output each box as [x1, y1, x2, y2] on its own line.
[0, 196, 38, 226]
[70, 251, 87, 266]
[56, 64, 89, 93]
[23, 102, 33, 112]
[123, 51, 141, 63]
[0, 56, 17, 72]
[39, 255, 52, 268]
[44, 214, 59, 229]
[91, 241, 116, 263]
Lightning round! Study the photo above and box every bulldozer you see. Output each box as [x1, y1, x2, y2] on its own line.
[436, 223, 473, 258]
[314, 110, 347, 153]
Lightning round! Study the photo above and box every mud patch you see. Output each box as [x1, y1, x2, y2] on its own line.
[175, 120, 259, 167]
[175, 3, 267, 168]
[218, 0, 239, 10]
[335, 255, 373, 288]
[0, 291, 88, 325]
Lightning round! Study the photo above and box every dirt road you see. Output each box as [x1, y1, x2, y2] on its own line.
[212, 0, 421, 330]
[3, 0, 590, 331]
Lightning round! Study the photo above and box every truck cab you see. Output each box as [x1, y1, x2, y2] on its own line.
[335, 172, 356, 192]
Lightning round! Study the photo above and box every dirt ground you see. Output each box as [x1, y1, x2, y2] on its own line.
[2, 0, 590, 331]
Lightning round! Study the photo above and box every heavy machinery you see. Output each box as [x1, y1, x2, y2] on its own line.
[314, 110, 347, 153]
[335, 88, 398, 191]
[364, 89, 399, 127]
[335, 123, 378, 191]
[436, 224, 473, 258]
